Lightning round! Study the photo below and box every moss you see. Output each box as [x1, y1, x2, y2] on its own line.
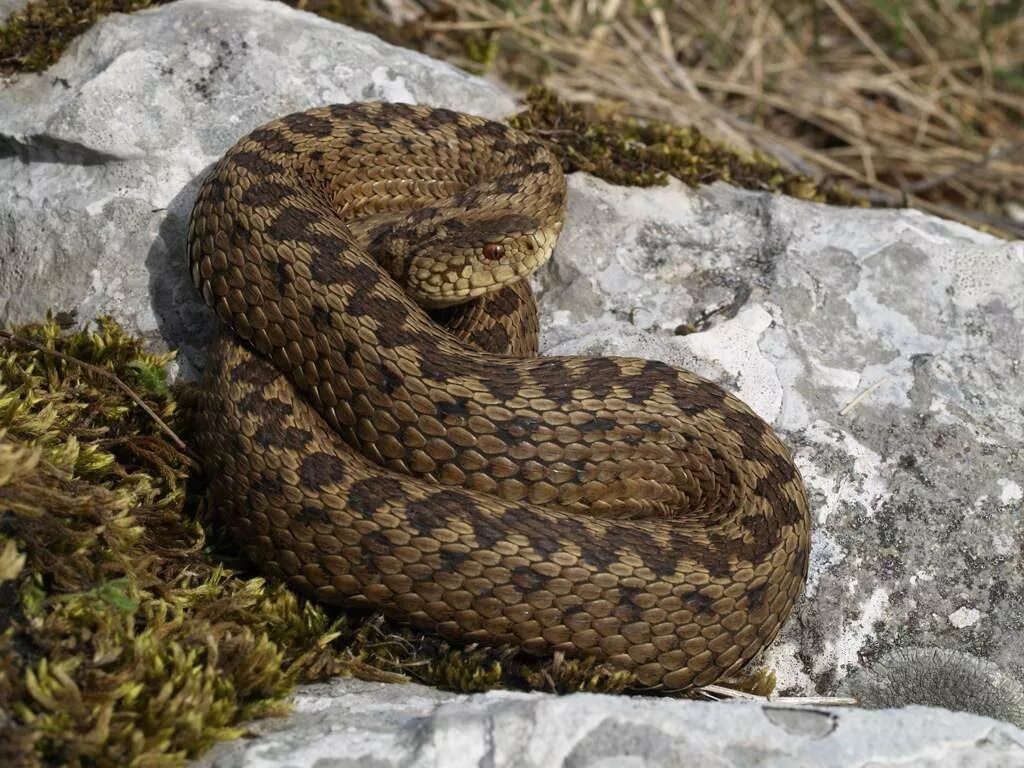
[510, 87, 863, 205]
[0, 0, 173, 74]
[0, 316, 346, 767]
[2, 315, 783, 766]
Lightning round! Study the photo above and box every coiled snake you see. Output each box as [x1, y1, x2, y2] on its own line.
[187, 102, 811, 690]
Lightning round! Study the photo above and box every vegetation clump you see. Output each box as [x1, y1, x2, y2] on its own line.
[511, 86, 860, 204]
[0, 316, 645, 768]
[0, 316, 345, 766]
[0, 0, 171, 72]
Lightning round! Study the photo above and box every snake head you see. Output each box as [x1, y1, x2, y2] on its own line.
[400, 212, 561, 309]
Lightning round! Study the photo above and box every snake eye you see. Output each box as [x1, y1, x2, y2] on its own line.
[482, 243, 505, 261]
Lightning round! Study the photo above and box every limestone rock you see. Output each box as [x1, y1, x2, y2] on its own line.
[191, 677, 1024, 768]
[537, 174, 1024, 694]
[0, 1, 27, 24]
[0, 0, 514, 376]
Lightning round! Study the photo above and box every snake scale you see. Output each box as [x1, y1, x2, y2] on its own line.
[187, 102, 811, 691]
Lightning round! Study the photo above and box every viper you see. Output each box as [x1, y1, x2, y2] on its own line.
[187, 101, 811, 690]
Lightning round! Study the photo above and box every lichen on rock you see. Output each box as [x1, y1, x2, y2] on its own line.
[839, 647, 1024, 728]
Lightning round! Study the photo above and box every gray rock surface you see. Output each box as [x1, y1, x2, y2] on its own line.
[2, 0, 1024, 764]
[191, 677, 1024, 768]
[538, 175, 1024, 693]
[0, 0, 25, 25]
[839, 647, 1024, 728]
[0, 0, 514, 376]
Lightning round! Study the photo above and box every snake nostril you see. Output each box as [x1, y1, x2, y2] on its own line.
[482, 243, 505, 261]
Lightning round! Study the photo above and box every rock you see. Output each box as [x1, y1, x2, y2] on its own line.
[2, 0, 1024, 763]
[191, 677, 1024, 768]
[839, 647, 1024, 728]
[0, 0, 515, 376]
[537, 174, 1024, 695]
[0, 1, 26, 24]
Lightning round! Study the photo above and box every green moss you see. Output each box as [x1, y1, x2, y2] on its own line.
[0, 316, 349, 767]
[0, 0, 172, 74]
[3, 316, 781, 766]
[510, 87, 864, 205]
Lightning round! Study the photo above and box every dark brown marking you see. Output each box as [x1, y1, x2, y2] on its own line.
[271, 255, 291, 295]
[408, 206, 440, 224]
[455, 120, 509, 143]
[298, 505, 332, 525]
[282, 112, 335, 137]
[298, 451, 348, 488]
[380, 360, 404, 395]
[241, 180, 294, 208]
[510, 565, 544, 591]
[200, 175, 230, 204]
[230, 150, 286, 176]
[432, 398, 471, 423]
[467, 323, 510, 355]
[251, 472, 284, 497]
[255, 422, 313, 450]
[492, 174, 525, 196]
[247, 128, 296, 155]
[307, 234, 355, 284]
[231, 217, 253, 245]
[404, 489, 469, 532]
[231, 356, 281, 386]
[386, 103, 418, 121]
[621, 359, 671, 404]
[311, 304, 333, 329]
[452, 189, 482, 209]
[328, 103, 359, 120]
[612, 584, 646, 622]
[745, 579, 769, 610]
[577, 417, 617, 433]
[268, 206, 320, 241]
[427, 107, 461, 125]
[573, 359, 623, 399]
[347, 476, 405, 516]
[361, 528, 393, 556]
[485, 284, 530, 319]
[239, 393, 292, 421]
[685, 590, 717, 615]
[414, 348, 467, 383]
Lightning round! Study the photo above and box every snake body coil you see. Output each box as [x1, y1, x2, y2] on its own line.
[188, 102, 811, 690]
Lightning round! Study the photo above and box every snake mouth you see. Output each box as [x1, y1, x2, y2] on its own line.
[415, 272, 528, 309]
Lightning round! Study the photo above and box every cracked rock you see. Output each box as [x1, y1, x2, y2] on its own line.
[191, 678, 1024, 768]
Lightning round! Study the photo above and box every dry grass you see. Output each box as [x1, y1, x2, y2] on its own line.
[5, 1, 1019, 233]
[341, 0, 1024, 237]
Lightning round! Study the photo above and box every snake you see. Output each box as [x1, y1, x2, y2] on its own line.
[187, 102, 811, 691]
